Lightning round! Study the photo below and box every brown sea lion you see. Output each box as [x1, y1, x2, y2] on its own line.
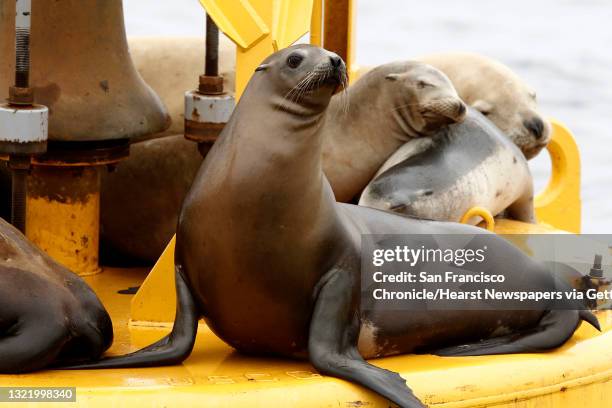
[0, 218, 112, 373]
[64, 45, 598, 408]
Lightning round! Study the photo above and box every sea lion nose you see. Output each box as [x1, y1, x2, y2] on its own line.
[524, 117, 545, 139]
[456, 102, 467, 119]
[329, 54, 342, 68]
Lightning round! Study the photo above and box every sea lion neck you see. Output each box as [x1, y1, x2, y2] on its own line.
[235, 84, 329, 158]
[192, 76, 333, 227]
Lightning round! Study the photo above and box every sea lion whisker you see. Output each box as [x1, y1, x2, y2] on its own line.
[278, 72, 317, 111]
[391, 102, 421, 112]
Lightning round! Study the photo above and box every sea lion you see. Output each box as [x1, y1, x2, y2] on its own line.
[322, 61, 467, 202]
[0, 217, 113, 373]
[358, 108, 536, 224]
[416, 52, 551, 159]
[64, 45, 598, 408]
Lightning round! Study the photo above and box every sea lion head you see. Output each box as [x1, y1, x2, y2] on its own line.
[471, 84, 551, 159]
[254, 44, 347, 114]
[426, 53, 552, 159]
[384, 62, 467, 137]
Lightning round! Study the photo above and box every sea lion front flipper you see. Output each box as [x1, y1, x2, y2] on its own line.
[58, 265, 199, 369]
[308, 268, 426, 408]
[433, 309, 600, 357]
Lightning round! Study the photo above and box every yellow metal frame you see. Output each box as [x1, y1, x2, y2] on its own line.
[200, 0, 314, 99]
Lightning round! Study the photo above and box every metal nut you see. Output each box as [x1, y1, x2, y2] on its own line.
[8, 86, 34, 105]
[198, 75, 224, 95]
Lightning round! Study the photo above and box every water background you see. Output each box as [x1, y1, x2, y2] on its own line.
[124, 0, 612, 233]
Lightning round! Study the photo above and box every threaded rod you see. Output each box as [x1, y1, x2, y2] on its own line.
[14, 0, 32, 88]
[205, 14, 219, 77]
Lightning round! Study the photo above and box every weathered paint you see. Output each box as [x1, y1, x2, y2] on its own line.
[0, 103, 47, 143]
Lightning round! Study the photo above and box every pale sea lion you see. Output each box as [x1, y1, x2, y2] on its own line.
[359, 108, 536, 223]
[64, 46, 598, 408]
[416, 52, 551, 159]
[0, 217, 112, 373]
[322, 61, 467, 202]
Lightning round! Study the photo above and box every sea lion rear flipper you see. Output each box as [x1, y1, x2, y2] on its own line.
[433, 309, 600, 357]
[308, 268, 426, 408]
[0, 318, 68, 373]
[57, 265, 199, 369]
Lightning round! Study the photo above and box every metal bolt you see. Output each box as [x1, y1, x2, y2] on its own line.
[590, 254, 604, 278]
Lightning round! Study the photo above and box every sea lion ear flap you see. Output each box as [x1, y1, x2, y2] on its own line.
[472, 99, 493, 115]
[255, 63, 271, 72]
[385, 73, 402, 81]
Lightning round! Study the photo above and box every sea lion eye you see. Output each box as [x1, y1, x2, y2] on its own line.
[417, 80, 433, 89]
[286, 54, 304, 69]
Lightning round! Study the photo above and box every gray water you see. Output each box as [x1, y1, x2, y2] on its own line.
[124, 0, 612, 233]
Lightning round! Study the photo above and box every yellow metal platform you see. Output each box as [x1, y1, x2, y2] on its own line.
[2, 248, 611, 407]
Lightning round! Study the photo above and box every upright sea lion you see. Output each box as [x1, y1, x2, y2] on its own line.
[416, 52, 551, 159]
[64, 46, 598, 408]
[322, 61, 466, 202]
[0, 218, 112, 373]
[359, 108, 536, 223]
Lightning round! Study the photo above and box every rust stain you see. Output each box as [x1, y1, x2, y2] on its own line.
[345, 401, 371, 407]
[32, 82, 61, 108]
[192, 108, 200, 120]
[99, 80, 110, 93]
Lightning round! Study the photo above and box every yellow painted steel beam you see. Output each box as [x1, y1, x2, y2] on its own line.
[131, 236, 176, 324]
[272, 0, 314, 50]
[200, 0, 313, 99]
[310, 0, 322, 46]
[198, 0, 270, 49]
